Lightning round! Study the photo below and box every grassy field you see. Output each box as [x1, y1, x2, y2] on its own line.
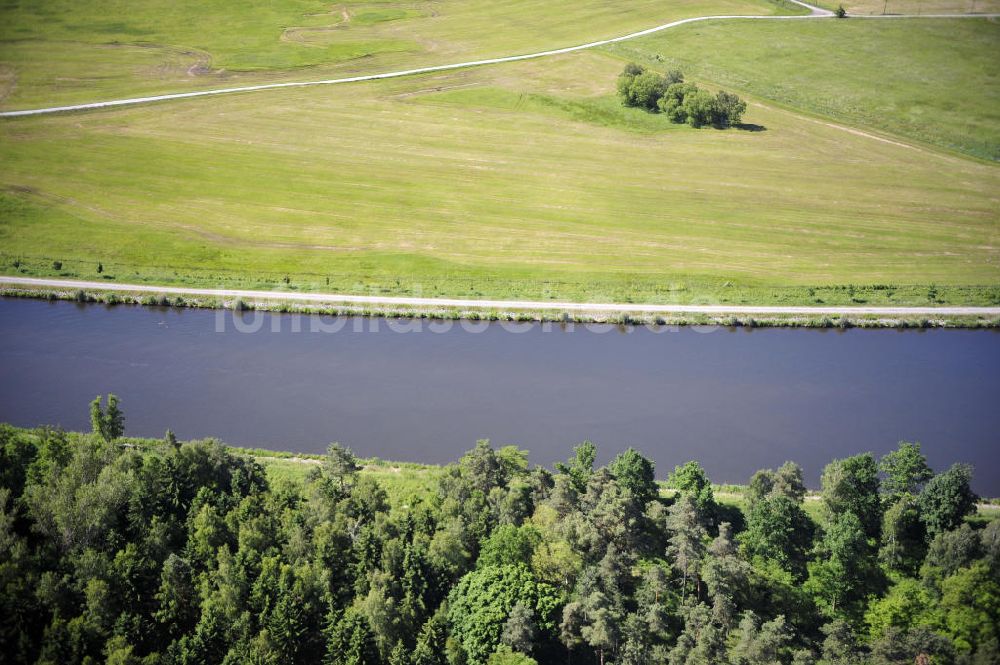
[607, 18, 1000, 160]
[816, 0, 1000, 14]
[0, 0, 799, 110]
[2, 36, 998, 306]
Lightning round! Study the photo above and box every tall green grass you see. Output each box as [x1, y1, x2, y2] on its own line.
[606, 18, 1000, 160]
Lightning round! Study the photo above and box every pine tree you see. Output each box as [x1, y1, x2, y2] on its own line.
[325, 442, 360, 494]
[666, 495, 707, 601]
[388, 641, 408, 665]
[106, 394, 124, 439]
[773, 462, 807, 503]
[730, 611, 789, 665]
[580, 591, 618, 665]
[702, 522, 750, 628]
[667, 603, 714, 665]
[500, 602, 537, 655]
[819, 619, 861, 665]
[412, 610, 448, 665]
[90, 394, 125, 442]
[325, 608, 380, 665]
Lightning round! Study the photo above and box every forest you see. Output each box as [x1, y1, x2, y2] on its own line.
[0, 397, 997, 665]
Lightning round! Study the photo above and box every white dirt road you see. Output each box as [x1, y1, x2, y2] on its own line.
[3, 276, 998, 316]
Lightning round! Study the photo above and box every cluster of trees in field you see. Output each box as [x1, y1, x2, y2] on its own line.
[617, 64, 747, 129]
[1, 398, 997, 665]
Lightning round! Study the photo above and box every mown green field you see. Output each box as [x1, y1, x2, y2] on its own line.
[2, 27, 998, 306]
[2, 6, 999, 306]
[607, 18, 1000, 160]
[0, 0, 798, 109]
[815, 0, 1000, 14]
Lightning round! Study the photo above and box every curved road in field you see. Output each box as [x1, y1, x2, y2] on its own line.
[1, 1, 997, 118]
[3, 277, 998, 316]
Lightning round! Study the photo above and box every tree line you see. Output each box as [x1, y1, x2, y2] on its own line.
[0, 397, 996, 664]
[617, 64, 748, 129]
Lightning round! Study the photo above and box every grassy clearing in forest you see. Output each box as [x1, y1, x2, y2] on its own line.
[259, 456, 1000, 526]
[250, 450, 445, 509]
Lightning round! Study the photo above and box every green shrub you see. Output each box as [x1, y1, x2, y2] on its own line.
[713, 90, 748, 127]
[618, 64, 684, 111]
[682, 88, 717, 127]
[658, 82, 699, 122]
[616, 62, 646, 105]
[630, 71, 670, 110]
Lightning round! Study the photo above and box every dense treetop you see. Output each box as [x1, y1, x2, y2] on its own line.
[0, 398, 996, 664]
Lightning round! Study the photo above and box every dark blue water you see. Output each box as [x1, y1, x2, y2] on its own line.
[1, 297, 998, 493]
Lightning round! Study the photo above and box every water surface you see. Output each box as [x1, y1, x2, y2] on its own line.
[1, 297, 998, 492]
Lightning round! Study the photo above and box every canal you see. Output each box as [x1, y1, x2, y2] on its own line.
[1, 297, 997, 492]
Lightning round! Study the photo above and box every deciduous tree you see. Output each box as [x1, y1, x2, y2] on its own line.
[879, 442, 933, 502]
[821, 454, 882, 540]
[918, 463, 978, 539]
[712, 91, 748, 128]
[609, 448, 657, 506]
[740, 494, 814, 581]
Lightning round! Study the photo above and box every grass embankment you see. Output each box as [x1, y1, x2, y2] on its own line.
[2, 41, 997, 308]
[4, 287, 1000, 329]
[606, 18, 1000, 160]
[0, 0, 799, 110]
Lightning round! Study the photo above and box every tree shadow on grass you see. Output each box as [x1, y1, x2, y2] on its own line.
[734, 123, 767, 132]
